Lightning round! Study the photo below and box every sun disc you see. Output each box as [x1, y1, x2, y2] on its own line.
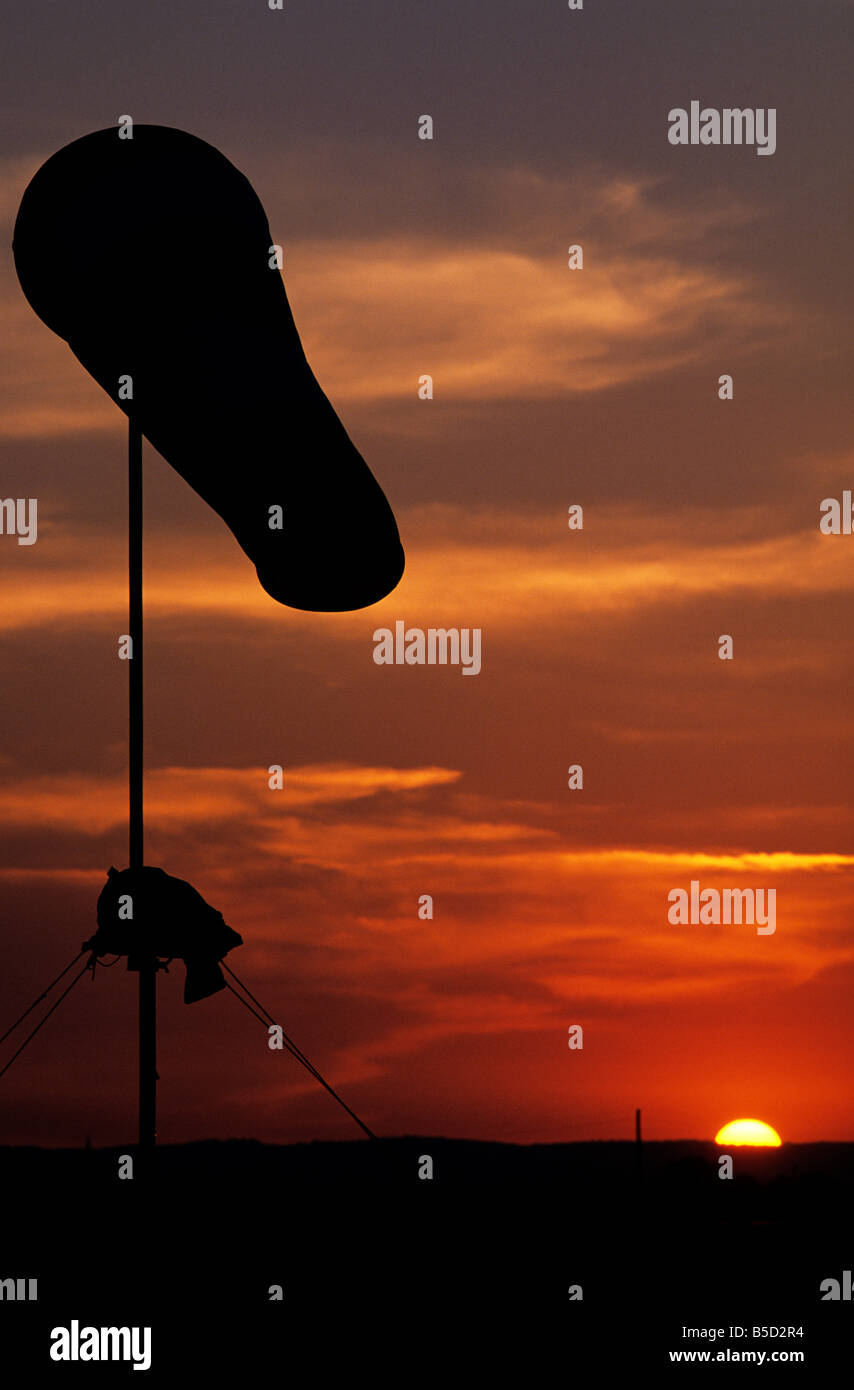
[714, 1118, 781, 1147]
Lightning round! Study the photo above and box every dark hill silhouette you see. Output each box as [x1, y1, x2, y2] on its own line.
[1, 1138, 851, 1376]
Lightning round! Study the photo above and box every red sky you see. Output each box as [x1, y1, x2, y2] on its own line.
[0, 0, 852, 1146]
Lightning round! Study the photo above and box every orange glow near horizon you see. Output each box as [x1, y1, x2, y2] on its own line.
[715, 1120, 782, 1147]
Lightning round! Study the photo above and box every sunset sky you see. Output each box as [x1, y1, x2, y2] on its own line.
[1, 0, 853, 1147]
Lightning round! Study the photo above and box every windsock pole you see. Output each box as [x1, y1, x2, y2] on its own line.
[130, 418, 156, 1157]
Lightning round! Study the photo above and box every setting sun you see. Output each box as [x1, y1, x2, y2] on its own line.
[714, 1119, 782, 1147]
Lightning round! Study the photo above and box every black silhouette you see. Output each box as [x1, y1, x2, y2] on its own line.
[12, 125, 404, 611]
[9, 124, 390, 1150]
[86, 866, 243, 1004]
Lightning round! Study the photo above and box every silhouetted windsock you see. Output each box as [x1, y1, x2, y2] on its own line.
[87, 866, 243, 1004]
[13, 126, 404, 611]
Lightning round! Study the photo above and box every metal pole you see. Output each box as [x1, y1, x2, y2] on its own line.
[130, 418, 156, 1155]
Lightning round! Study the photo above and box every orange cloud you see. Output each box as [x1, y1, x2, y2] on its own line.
[0, 762, 461, 832]
[0, 152, 791, 440]
[286, 236, 789, 404]
[2, 502, 853, 637]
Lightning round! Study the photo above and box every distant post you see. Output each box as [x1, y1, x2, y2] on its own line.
[635, 1107, 643, 1182]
